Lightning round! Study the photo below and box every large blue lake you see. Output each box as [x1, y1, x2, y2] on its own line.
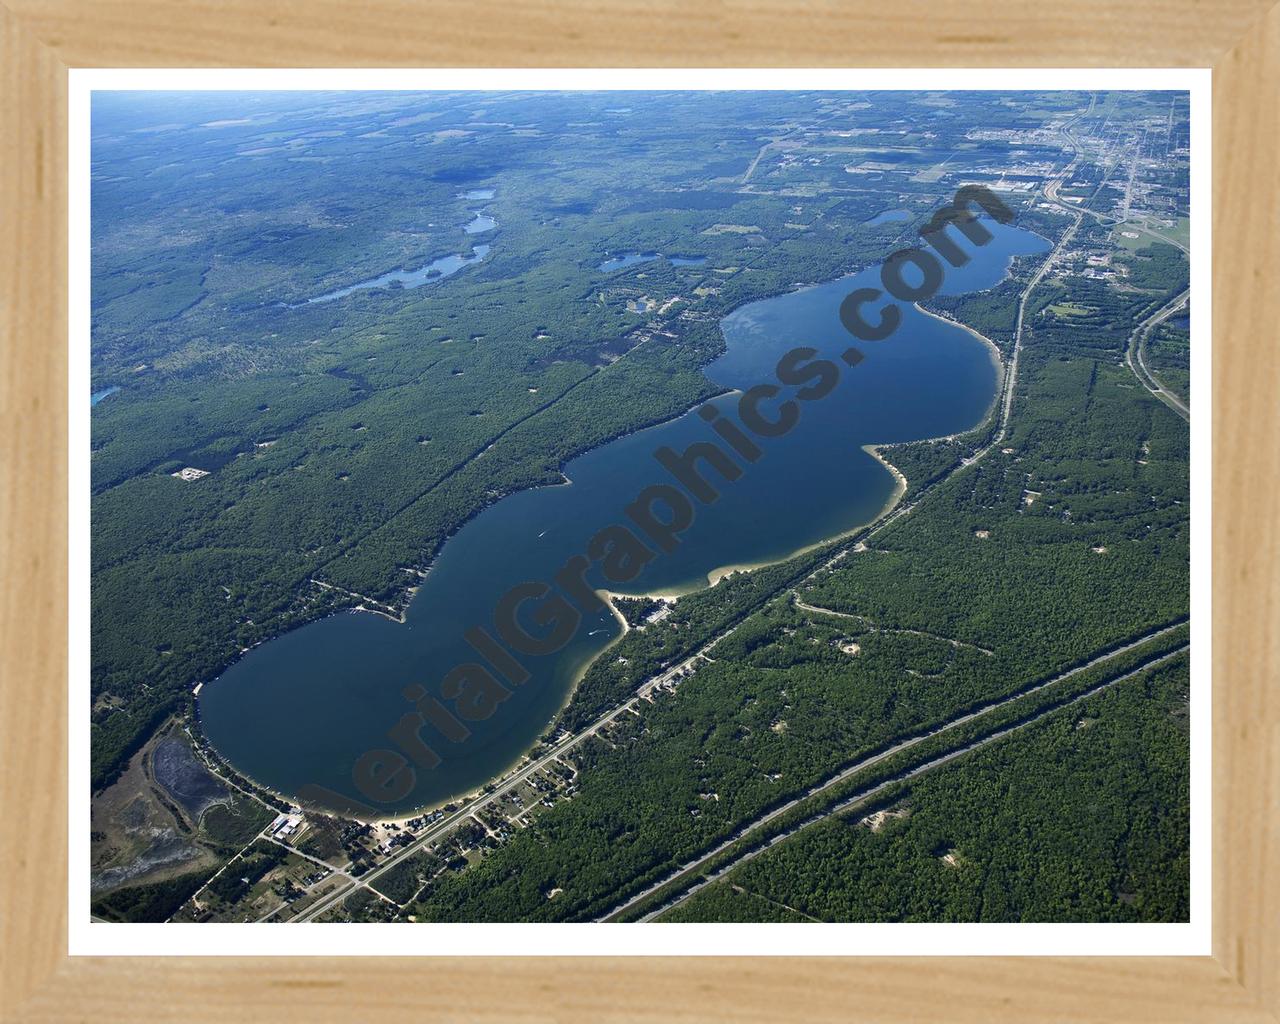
[200, 218, 1048, 816]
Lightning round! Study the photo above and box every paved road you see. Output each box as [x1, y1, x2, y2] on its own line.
[1040, 102, 1187, 255]
[997, 210, 1083, 446]
[297, 100, 1172, 925]
[289, 627, 737, 922]
[800, 152, 1084, 587]
[989, 102, 1098, 447]
[599, 622, 1187, 921]
[1126, 289, 1191, 421]
[635, 642, 1190, 922]
[1031, 104, 1190, 424]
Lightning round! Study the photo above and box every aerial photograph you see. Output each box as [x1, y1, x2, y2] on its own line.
[88, 88, 1192, 925]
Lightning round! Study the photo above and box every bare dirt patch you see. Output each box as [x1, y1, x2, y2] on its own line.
[91, 727, 223, 897]
[859, 808, 910, 833]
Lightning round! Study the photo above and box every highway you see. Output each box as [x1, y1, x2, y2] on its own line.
[630, 133, 1194, 925]
[631, 641, 1190, 922]
[1125, 288, 1191, 421]
[1039, 101, 1187, 255]
[289, 626, 737, 922]
[1035, 104, 1190, 424]
[800, 150, 1083, 587]
[295, 100, 1178, 925]
[997, 208, 1082, 447]
[988, 101, 1094, 449]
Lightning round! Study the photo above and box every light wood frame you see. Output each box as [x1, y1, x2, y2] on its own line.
[3, 2, 1277, 1019]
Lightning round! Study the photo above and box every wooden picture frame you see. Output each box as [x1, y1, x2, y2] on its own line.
[2, 2, 1276, 1019]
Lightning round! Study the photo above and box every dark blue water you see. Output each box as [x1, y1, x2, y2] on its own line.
[201, 218, 1048, 816]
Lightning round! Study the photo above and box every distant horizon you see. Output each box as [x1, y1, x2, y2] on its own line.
[74, 73, 1207, 956]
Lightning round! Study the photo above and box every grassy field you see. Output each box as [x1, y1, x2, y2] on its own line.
[1113, 216, 1189, 251]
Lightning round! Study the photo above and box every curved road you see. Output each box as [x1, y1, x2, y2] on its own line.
[294, 101, 1185, 925]
[1125, 289, 1191, 421]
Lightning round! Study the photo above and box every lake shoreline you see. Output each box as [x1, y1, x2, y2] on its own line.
[198, 219, 1038, 687]
[358, 588, 638, 828]
[336, 438, 923, 825]
[195, 218, 1042, 821]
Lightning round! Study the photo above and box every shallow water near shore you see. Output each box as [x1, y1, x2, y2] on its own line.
[199, 218, 1049, 815]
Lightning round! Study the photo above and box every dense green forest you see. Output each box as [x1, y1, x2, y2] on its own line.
[91, 91, 950, 786]
[666, 654, 1190, 922]
[92, 869, 209, 923]
[1147, 306, 1192, 404]
[90, 89, 1192, 925]
[405, 295, 1190, 921]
